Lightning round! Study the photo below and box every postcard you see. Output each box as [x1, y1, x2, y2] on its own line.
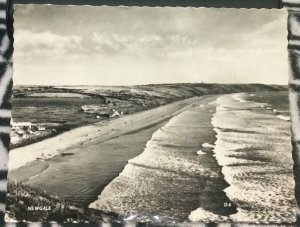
[5, 4, 295, 224]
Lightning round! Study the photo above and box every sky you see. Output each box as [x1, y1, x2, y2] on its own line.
[14, 5, 288, 85]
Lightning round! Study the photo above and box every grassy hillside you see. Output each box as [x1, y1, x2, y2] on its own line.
[14, 83, 287, 111]
[11, 83, 287, 149]
[6, 181, 117, 223]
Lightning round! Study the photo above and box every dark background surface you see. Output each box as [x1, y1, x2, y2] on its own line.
[2, 0, 290, 225]
[13, 0, 282, 8]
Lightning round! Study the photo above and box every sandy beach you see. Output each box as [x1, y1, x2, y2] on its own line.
[89, 95, 235, 222]
[87, 91, 295, 223]
[8, 94, 226, 223]
[9, 4, 293, 223]
[6, 91, 296, 223]
[9, 95, 215, 170]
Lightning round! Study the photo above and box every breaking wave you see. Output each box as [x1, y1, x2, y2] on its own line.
[211, 93, 295, 223]
[88, 92, 295, 223]
[89, 100, 235, 222]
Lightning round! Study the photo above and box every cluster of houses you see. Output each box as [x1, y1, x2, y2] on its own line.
[11, 119, 46, 139]
[81, 105, 123, 118]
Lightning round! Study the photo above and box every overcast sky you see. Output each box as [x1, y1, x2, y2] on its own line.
[14, 5, 288, 85]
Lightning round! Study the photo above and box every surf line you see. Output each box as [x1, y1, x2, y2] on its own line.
[188, 101, 238, 223]
[88, 96, 238, 222]
[215, 92, 295, 223]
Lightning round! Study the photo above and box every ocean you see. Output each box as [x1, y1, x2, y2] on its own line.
[211, 92, 294, 223]
[9, 91, 295, 223]
[89, 91, 295, 223]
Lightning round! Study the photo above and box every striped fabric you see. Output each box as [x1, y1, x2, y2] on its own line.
[0, 0, 12, 225]
[0, 1, 299, 226]
[284, 0, 300, 225]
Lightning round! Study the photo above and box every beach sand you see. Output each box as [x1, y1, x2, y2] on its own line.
[8, 96, 222, 209]
[9, 96, 214, 171]
[89, 96, 236, 222]
[7, 91, 295, 223]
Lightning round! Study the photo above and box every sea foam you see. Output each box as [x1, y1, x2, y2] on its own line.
[276, 115, 291, 121]
[89, 100, 229, 222]
[202, 143, 215, 149]
[210, 93, 295, 223]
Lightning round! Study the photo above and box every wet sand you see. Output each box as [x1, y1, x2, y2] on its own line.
[89, 98, 236, 222]
[7, 91, 295, 224]
[8, 95, 220, 207]
[9, 96, 210, 170]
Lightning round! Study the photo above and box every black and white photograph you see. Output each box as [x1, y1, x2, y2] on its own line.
[5, 5, 296, 224]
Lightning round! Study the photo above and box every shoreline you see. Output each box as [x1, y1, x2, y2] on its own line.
[7, 95, 234, 223]
[11, 101, 165, 150]
[89, 96, 237, 222]
[11, 84, 287, 150]
[7, 95, 219, 222]
[211, 93, 295, 223]
[7, 87, 292, 223]
[9, 96, 213, 171]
